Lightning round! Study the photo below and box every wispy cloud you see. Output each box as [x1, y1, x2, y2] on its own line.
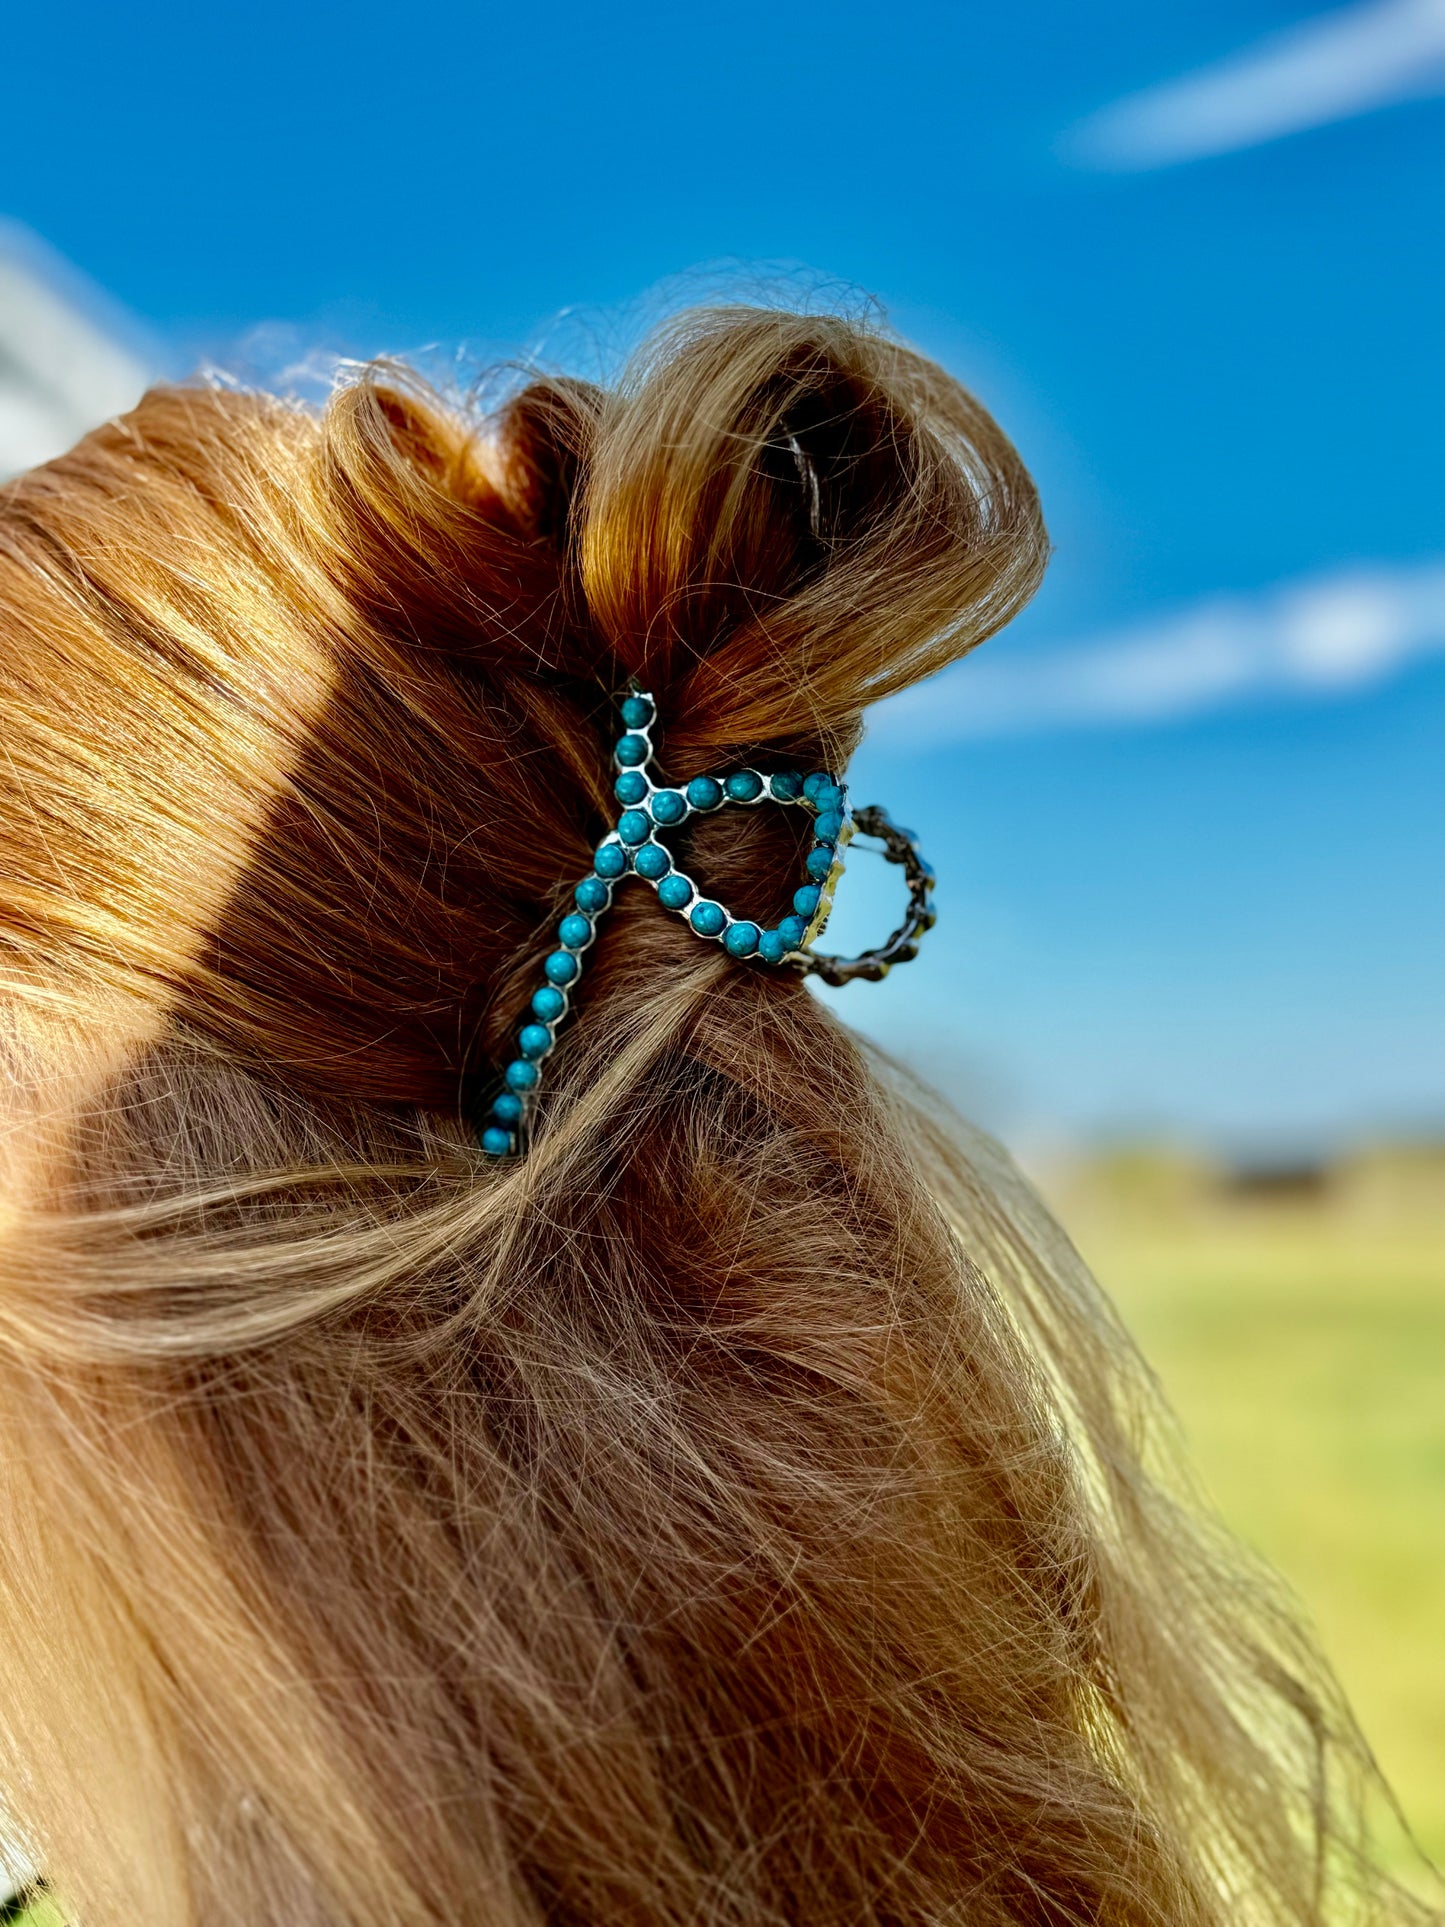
[1065, 0, 1445, 169]
[868, 561, 1445, 747]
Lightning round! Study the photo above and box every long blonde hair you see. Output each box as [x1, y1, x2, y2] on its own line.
[0, 307, 1424, 1924]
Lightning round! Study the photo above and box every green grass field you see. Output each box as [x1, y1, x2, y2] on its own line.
[1, 1897, 64, 1927]
[1049, 1147, 1445, 1883]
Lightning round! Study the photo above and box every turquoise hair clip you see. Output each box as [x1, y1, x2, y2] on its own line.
[479, 690, 936, 1156]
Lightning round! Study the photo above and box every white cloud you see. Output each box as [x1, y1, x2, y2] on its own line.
[1065, 0, 1445, 169]
[0, 222, 157, 480]
[867, 561, 1445, 746]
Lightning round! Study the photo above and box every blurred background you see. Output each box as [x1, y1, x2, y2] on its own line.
[2, 0, 1441, 1885]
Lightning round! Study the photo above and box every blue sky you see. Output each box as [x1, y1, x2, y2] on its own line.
[4, 0, 1442, 1152]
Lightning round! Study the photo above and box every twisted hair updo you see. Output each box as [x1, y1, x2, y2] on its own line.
[0, 306, 1419, 1927]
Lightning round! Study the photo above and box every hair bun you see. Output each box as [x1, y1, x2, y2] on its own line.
[0, 307, 1043, 1115]
[577, 308, 1045, 760]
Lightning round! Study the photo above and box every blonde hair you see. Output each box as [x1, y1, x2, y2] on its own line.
[0, 307, 1424, 1924]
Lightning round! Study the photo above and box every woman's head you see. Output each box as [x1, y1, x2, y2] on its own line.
[0, 307, 1416, 1925]
[0, 308, 1039, 1114]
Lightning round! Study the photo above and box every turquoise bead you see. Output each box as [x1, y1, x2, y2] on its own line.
[492, 1091, 524, 1124]
[544, 950, 580, 986]
[620, 694, 654, 729]
[778, 914, 808, 948]
[518, 1023, 552, 1060]
[813, 783, 845, 816]
[614, 769, 648, 805]
[634, 842, 671, 880]
[814, 808, 845, 842]
[769, 770, 803, 801]
[757, 928, 789, 964]
[723, 920, 760, 957]
[574, 876, 609, 913]
[802, 772, 830, 803]
[481, 1126, 513, 1157]
[558, 912, 592, 949]
[689, 900, 726, 938]
[657, 873, 693, 910]
[650, 788, 686, 825]
[617, 809, 651, 846]
[594, 841, 627, 879]
[504, 1058, 539, 1092]
[686, 775, 723, 811]
[793, 884, 822, 918]
[804, 845, 835, 881]
[724, 770, 763, 803]
[615, 733, 649, 767]
[530, 986, 566, 1023]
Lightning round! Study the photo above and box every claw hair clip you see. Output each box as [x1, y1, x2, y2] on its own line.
[480, 691, 936, 1156]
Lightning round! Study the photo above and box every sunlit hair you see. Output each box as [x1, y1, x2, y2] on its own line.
[0, 307, 1425, 1925]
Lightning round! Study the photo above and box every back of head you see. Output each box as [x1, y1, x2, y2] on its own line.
[0, 308, 1416, 1925]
